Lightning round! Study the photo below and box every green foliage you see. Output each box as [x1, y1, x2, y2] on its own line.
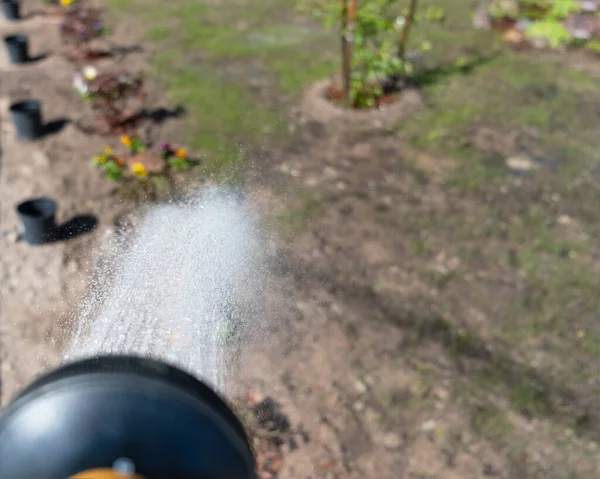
[95, 158, 124, 181]
[526, 18, 573, 48]
[549, 0, 579, 19]
[103, 162, 124, 181]
[93, 148, 125, 181]
[299, 0, 444, 108]
[585, 39, 600, 53]
[488, 0, 519, 19]
[351, 1, 406, 108]
[126, 135, 146, 154]
[168, 157, 192, 171]
[425, 5, 445, 23]
[489, 0, 590, 50]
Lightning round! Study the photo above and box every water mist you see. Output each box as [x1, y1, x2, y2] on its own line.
[65, 188, 266, 392]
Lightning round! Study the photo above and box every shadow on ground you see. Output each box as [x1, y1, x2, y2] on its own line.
[52, 214, 98, 242]
[140, 105, 186, 124]
[42, 119, 69, 137]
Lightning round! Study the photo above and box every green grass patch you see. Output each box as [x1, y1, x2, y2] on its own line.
[401, 1, 600, 188]
[145, 26, 171, 42]
[276, 190, 324, 238]
[122, 0, 334, 95]
[110, 0, 335, 179]
[110, 0, 132, 12]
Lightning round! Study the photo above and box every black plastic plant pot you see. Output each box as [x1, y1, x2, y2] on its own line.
[16, 197, 57, 245]
[1, 0, 20, 20]
[0, 355, 257, 479]
[3, 34, 28, 64]
[9, 100, 42, 140]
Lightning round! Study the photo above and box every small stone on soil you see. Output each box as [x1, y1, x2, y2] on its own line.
[33, 150, 50, 168]
[353, 401, 365, 412]
[354, 379, 367, 394]
[557, 215, 573, 225]
[421, 419, 437, 432]
[323, 167, 339, 179]
[433, 387, 449, 401]
[506, 155, 536, 172]
[351, 143, 372, 157]
[277, 163, 291, 174]
[3, 231, 19, 243]
[380, 432, 402, 450]
[330, 302, 343, 315]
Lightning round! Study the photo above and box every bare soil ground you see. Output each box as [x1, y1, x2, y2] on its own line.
[1, 1, 599, 479]
[0, 2, 185, 399]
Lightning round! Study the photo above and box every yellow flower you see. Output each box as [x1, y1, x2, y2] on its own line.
[175, 148, 187, 159]
[115, 157, 126, 168]
[61, 0, 74, 6]
[95, 155, 107, 164]
[104, 147, 113, 156]
[131, 163, 148, 178]
[121, 135, 132, 148]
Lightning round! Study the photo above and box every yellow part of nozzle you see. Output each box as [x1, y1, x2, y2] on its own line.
[70, 468, 145, 479]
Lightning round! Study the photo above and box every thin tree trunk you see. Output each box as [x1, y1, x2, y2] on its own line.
[398, 0, 418, 59]
[344, 0, 358, 107]
[340, 0, 349, 106]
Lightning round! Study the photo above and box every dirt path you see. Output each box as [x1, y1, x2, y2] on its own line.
[0, 8, 128, 403]
[0, 1, 194, 405]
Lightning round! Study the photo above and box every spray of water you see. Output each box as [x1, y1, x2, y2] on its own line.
[65, 188, 266, 392]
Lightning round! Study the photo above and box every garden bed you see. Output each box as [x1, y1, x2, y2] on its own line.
[300, 78, 424, 128]
[475, 0, 600, 53]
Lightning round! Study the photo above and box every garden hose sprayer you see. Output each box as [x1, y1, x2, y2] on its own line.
[0, 355, 257, 479]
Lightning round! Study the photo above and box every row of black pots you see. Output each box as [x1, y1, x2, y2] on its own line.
[2, 0, 31, 64]
[2, 0, 30, 64]
[2, 0, 20, 21]
[3, 3, 41, 139]
[3, 3, 77, 247]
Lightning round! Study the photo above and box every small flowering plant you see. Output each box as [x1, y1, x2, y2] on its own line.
[120, 134, 146, 154]
[73, 65, 99, 100]
[60, 8, 107, 57]
[73, 68, 145, 132]
[160, 143, 193, 171]
[92, 147, 126, 181]
[93, 137, 194, 182]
